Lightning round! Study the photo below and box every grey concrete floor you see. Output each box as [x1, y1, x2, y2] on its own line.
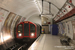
[28, 34, 73, 50]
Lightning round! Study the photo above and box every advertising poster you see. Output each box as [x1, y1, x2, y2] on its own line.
[20, 17, 26, 22]
[0, 8, 9, 43]
[15, 16, 22, 26]
[3, 12, 16, 34]
[0, 8, 9, 32]
[2, 12, 16, 42]
[11, 15, 21, 38]
[58, 23, 64, 35]
[72, 20, 75, 40]
[66, 21, 73, 39]
[62, 23, 65, 35]
[63, 22, 67, 35]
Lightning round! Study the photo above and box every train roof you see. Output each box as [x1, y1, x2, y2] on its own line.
[19, 21, 41, 26]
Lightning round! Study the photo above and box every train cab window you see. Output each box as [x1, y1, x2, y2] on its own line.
[17, 24, 23, 33]
[30, 24, 35, 33]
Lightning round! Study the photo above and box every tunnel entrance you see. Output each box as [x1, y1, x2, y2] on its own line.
[41, 16, 50, 34]
[42, 25, 49, 34]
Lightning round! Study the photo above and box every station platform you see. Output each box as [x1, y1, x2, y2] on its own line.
[28, 34, 73, 50]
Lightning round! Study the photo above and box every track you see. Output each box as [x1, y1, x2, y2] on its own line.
[6, 43, 28, 50]
[6, 39, 36, 50]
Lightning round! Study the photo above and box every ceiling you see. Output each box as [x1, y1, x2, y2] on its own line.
[0, 0, 67, 20]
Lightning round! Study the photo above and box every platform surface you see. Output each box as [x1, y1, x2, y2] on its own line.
[28, 34, 73, 50]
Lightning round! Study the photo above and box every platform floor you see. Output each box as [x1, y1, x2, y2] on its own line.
[28, 34, 73, 50]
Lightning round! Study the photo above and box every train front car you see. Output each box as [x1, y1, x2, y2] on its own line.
[16, 21, 40, 42]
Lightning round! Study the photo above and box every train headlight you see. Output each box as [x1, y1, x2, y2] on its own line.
[31, 33, 35, 37]
[18, 33, 22, 36]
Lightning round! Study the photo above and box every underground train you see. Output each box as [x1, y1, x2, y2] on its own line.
[15, 21, 41, 41]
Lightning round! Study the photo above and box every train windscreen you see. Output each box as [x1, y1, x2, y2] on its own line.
[24, 23, 29, 36]
[30, 24, 35, 33]
[18, 24, 23, 33]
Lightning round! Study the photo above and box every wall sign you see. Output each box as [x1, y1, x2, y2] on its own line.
[0, 8, 9, 32]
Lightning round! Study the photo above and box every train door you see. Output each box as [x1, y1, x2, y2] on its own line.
[24, 23, 29, 36]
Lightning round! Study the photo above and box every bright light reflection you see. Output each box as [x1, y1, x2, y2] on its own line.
[29, 41, 38, 50]
[1, 33, 3, 42]
[4, 35, 12, 41]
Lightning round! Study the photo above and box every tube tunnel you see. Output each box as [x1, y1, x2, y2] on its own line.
[0, 0, 75, 50]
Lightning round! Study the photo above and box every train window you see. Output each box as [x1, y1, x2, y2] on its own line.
[30, 24, 35, 33]
[18, 24, 23, 33]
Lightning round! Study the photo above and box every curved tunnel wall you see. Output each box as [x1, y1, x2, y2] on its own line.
[0, 8, 10, 44]
[27, 15, 41, 25]
[0, 9, 22, 44]
[0, 0, 75, 45]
